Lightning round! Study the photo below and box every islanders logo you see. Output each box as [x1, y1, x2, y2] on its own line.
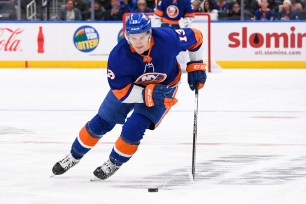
[73, 25, 99, 52]
[166, 5, 179, 18]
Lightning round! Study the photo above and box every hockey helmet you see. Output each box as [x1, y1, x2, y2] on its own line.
[125, 13, 152, 35]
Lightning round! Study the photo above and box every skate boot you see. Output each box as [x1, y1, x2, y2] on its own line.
[93, 159, 120, 180]
[52, 154, 80, 175]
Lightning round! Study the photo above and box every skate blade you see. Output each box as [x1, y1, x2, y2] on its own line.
[50, 174, 56, 178]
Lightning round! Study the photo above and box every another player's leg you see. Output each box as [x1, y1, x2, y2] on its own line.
[93, 113, 152, 180]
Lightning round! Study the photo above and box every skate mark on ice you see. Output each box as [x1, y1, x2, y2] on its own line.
[0, 126, 33, 135]
[109, 154, 306, 189]
[196, 154, 306, 185]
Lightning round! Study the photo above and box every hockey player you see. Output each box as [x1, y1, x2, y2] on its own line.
[153, 0, 195, 29]
[153, 0, 195, 71]
[52, 13, 206, 180]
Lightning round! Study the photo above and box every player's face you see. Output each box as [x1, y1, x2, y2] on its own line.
[128, 32, 151, 54]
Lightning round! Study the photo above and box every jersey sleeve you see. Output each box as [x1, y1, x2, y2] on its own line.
[184, 0, 195, 18]
[174, 28, 203, 52]
[107, 48, 144, 103]
[154, 1, 164, 17]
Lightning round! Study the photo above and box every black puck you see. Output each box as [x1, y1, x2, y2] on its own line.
[148, 188, 158, 192]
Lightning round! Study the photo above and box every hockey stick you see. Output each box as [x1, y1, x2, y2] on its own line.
[191, 85, 199, 181]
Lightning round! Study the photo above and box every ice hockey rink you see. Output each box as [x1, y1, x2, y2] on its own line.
[0, 68, 306, 204]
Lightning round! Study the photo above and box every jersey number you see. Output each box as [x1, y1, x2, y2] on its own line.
[175, 29, 187, 42]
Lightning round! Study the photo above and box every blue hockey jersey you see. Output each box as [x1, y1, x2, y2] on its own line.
[154, 0, 194, 25]
[107, 27, 203, 102]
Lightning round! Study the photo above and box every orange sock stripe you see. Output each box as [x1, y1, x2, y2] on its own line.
[115, 137, 138, 156]
[79, 125, 100, 147]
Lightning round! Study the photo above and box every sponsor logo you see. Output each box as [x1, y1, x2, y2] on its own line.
[0, 28, 23, 52]
[228, 26, 306, 48]
[73, 25, 99, 52]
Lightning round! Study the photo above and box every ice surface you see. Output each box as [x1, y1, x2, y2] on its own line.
[0, 69, 306, 204]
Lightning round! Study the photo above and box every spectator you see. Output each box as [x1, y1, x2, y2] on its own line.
[213, 0, 231, 14]
[0, 0, 16, 20]
[291, 0, 303, 12]
[267, 0, 279, 15]
[94, 0, 106, 20]
[59, 0, 82, 20]
[254, 0, 274, 20]
[227, 1, 241, 19]
[103, 0, 129, 20]
[134, 0, 153, 12]
[146, 0, 155, 9]
[192, 0, 203, 12]
[203, 0, 218, 20]
[100, 0, 112, 10]
[74, 0, 89, 20]
[278, 0, 292, 19]
[120, 0, 136, 12]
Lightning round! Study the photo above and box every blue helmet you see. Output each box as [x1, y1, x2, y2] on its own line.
[125, 13, 152, 35]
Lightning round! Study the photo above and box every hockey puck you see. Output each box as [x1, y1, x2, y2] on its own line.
[148, 188, 158, 192]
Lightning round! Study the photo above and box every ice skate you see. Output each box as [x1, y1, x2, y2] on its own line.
[93, 160, 120, 180]
[52, 154, 80, 176]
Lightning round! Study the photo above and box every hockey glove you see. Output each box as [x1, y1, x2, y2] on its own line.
[143, 84, 178, 108]
[186, 61, 207, 91]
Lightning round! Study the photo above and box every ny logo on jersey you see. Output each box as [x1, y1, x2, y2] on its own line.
[134, 72, 167, 85]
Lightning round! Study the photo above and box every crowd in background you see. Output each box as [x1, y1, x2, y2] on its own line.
[0, 0, 306, 20]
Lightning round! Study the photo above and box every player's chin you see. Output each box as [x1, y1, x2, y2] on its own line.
[135, 48, 144, 54]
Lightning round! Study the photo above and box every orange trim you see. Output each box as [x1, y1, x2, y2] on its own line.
[198, 83, 205, 90]
[115, 136, 138, 156]
[186, 62, 207, 72]
[144, 84, 155, 107]
[167, 63, 182, 87]
[155, 87, 178, 129]
[188, 28, 203, 51]
[164, 97, 178, 108]
[184, 13, 195, 17]
[154, 9, 163, 17]
[112, 84, 132, 100]
[162, 18, 179, 25]
[79, 125, 99, 147]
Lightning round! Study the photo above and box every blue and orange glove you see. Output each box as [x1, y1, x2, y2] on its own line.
[143, 84, 178, 108]
[186, 60, 207, 91]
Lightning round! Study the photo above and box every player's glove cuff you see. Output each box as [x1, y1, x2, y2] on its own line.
[186, 60, 207, 91]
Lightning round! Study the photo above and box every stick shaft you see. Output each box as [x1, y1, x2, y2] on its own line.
[192, 86, 199, 181]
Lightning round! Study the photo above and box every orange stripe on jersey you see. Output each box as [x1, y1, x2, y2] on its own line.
[184, 13, 195, 17]
[115, 136, 138, 156]
[167, 63, 182, 87]
[79, 125, 99, 147]
[154, 8, 163, 17]
[188, 28, 203, 51]
[112, 84, 132, 100]
[162, 18, 179, 25]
